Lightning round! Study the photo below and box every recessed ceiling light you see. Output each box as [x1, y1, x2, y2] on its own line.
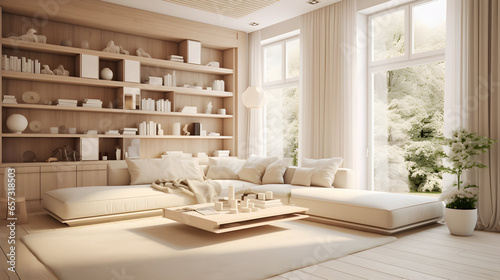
[249, 22, 259, 26]
[308, 0, 319, 4]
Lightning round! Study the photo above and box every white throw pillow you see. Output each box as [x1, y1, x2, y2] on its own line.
[206, 157, 246, 180]
[291, 167, 314, 186]
[302, 157, 343, 187]
[126, 158, 175, 185]
[238, 155, 278, 184]
[170, 158, 205, 181]
[262, 158, 293, 184]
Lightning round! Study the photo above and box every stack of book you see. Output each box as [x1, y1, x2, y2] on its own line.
[145, 76, 163, 86]
[181, 106, 197, 114]
[156, 99, 172, 112]
[163, 72, 176, 87]
[137, 120, 159, 135]
[249, 199, 283, 209]
[104, 129, 120, 135]
[213, 150, 230, 157]
[2, 55, 41, 74]
[168, 55, 184, 62]
[82, 99, 103, 108]
[2, 95, 17, 104]
[56, 99, 78, 107]
[121, 128, 138, 135]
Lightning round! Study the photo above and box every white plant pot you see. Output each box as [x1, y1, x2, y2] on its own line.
[444, 208, 477, 236]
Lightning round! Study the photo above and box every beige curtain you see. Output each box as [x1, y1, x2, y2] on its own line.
[300, 0, 356, 168]
[452, 0, 500, 231]
[246, 31, 265, 157]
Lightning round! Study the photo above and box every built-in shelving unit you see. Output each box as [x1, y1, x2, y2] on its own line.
[0, 0, 245, 200]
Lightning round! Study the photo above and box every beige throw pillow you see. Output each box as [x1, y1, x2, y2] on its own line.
[170, 158, 205, 181]
[237, 155, 278, 184]
[302, 157, 343, 187]
[126, 158, 175, 185]
[206, 157, 246, 180]
[262, 158, 293, 184]
[291, 167, 314, 186]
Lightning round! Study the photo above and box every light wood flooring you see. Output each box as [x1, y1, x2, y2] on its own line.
[1, 210, 499, 280]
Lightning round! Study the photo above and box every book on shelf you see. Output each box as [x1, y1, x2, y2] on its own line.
[105, 129, 120, 135]
[213, 150, 230, 157]
[2, 95, 17, 104]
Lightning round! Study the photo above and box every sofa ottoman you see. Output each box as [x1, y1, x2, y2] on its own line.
[291, 188, 444, 234]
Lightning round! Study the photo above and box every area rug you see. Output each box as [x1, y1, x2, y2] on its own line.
[22, 217, 396, 280]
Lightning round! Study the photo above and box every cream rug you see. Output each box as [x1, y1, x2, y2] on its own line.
[22, 217, 395, 280]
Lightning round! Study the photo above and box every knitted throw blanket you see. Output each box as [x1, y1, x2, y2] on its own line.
[151, 179, 221, 204]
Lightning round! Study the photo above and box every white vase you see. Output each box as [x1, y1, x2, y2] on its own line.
[444, 208, 477, 236]
[6, 114, 28, 134]
[100, 67, 113, 80]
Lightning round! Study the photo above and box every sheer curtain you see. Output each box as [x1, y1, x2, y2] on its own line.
[446, 0, 500, 231]
[246, 31, 265, 157]
[300, 0, 357, 169]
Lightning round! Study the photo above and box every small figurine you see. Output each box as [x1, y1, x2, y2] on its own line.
[119, 46, 129, 55]
[53, 65, 69, 76]
[136, 48, 152, 58]
[102, 40, 120, 53]
[41, 65, 54, 75]
[9, 28, 46, 43]
[206, 101, 213, 114]
[183, 124, 190, 136]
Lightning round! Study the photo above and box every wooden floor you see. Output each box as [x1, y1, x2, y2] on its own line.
[1, 211, 499, 280]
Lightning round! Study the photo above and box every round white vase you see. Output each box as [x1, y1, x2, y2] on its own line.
[445, 208, 477, 236]
[100, 67, 113, 80]
[6, 114, 28, 134]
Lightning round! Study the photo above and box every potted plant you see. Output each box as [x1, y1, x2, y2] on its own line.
[440, 129, 496, 236]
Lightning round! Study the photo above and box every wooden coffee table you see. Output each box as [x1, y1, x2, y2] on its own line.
[163, 204, 309, 233]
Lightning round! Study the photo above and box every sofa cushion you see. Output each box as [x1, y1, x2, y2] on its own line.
[237, 155, 278, 184]
[262, 158, 293, 184]
[127, 158, 175, 185]
[291, 168, 314, 186]
[302, 157, 343, 187]
[291, 188, 444, 230]
[206, 157, 246, 180]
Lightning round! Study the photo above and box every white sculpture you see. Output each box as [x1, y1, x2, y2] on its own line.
[102, 41, 120, 53]
[206, 101, 213, 114]
[119, 45, 129, 55]
[9, 28, 46, 43]
[53, 65, 69, 76]
[100, 67, 113, 80]
[41, 65, 54, 75]
[136, 48, 151, 58]
[183, 124, 190, 136]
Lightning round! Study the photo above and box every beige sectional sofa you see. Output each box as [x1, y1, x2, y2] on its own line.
[43, 159, 443, 234]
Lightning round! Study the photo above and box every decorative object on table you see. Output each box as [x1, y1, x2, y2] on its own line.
[218, 108, 226, 115]
[102, 40, 120, 53]
[206, 61, 220, 68]
[100, 67, 113, 80]
[76, 54, 98, 79]
[212, 80, 225, 91]
[78, 137, 99, 161]
[157, 124, 164, 136]
[41, 65, 54, 75]
[183, 124, 190, 136]
[22, 91, 40, 104]
[206, 101, 213, 114]
[22, 151, 36, 162]
[172, 122, 181, 136]
[242, 86, 265, 108]
[81, 40, 89, 49]
[29, 120, 42, 132]
[3, 95, 17, 104]
[439, 129, 496, 236]
[53, 65, 70, 76]
[60, 39, 72, 47]
[136, 48, 151, 58]
[179, 40, 201, 64]
[8, 28, 46, 43]
[6, 114, 28, 134]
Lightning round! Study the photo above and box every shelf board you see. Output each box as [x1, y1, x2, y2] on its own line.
[2, 103, 233, 119]
[2, 71, 233, 97]
[2, 133, 232, 139]
[1, 38, 233, 75]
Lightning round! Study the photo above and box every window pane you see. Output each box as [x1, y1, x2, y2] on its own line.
[286, 39, 300, 79]
[373, 61, 445, 192]
[265, 86, 299, 165]
[371, 9, 405, 61]
[264, 44, 283, 83]
[412, 0, 446, 53]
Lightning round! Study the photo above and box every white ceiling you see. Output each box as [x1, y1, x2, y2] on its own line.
[101, 0, 341, 32]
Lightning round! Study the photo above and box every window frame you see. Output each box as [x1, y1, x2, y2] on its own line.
[367, 0, 446, 191]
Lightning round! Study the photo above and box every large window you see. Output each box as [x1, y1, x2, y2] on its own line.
[369, 0, 446, 192]
[262, 36, 300, 164]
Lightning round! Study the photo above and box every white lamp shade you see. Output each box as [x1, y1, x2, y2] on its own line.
[242, 86, 265, 108]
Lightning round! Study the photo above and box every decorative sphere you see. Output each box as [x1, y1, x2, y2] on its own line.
[6, 114, 28, 134]
[100, 67, 113, 80]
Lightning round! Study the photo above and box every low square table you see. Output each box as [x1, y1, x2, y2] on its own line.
[163, 204, 309, 233]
